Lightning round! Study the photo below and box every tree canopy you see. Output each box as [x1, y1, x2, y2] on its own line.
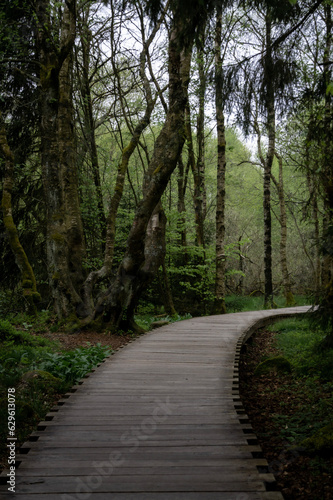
[1, 0, 333, 340]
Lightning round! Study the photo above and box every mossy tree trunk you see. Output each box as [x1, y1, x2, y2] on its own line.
[177, 156, 189, 265]
[262, 12, 275, 309]
[93, 16, 194, 331]
[81, 7, 165, 320]
[316, 2, 333, 344]
[306, 155, 321, 296]
[272, 152, 295, 306]
[36, 0, 86, 320]
[0, 114, 40, 314]
[213, 5, 227, 315]
[76, 11, 106, 247]
[192, 27, 207, 250]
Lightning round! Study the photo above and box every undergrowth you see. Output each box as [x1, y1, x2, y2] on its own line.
[0, 318, 111, 465]
[256, 316, 333, 447]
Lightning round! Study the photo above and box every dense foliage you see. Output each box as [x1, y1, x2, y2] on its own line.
[0, 0, 332, 338]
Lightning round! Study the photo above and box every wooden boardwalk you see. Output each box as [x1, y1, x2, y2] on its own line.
[1, 306, 310, 499]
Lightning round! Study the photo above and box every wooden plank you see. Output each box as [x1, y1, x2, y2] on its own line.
[14, 474, 267, 493]
[0, 493, 283, 500]
[16, 463, 268, 476]
[0, 307, 309, 499]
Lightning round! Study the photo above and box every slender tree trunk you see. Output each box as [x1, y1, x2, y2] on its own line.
[36, 0, 86, 320]
[159, 258, 177, 316]
[77, 18, 106, 245]
[184, 102, 205, 249]
[193, 29, 207, 248]
[213, 6, 227, 314]
[177, 157, 189, 264]
[306, 168, 321, 296]
[263, 12, 275, 309]
[272, 152, 295, 306]
[322, 3, 333, 289]
[0, 115, 40, 314]
[94, 17, 194, 331]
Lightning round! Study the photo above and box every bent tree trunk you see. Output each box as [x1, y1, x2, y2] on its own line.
[36, 0, 86, 320]
[94, 17, 194, 331]
[0, 115, 40, 314]
[81, 15, 161, 319]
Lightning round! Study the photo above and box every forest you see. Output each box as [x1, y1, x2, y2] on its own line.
[0, 0, 333, 337]
[1, 2, 333, 496]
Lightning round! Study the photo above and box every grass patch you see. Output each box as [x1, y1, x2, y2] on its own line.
[255, 317, 333, 447]
[269, 317, 333, 379]
[225, 294, 309, 312]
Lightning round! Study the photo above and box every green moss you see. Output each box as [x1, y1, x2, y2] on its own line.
[22, 279, 33, 289]
[32, 292, 41, 303]
[254, 356, 292, 376]
[285, 291, 296, 307]
[22, 370, 61, 388]
[50, 232, 65, 243]
[301, 423, 333, 453]
[52, 272, 60, 281]
[40, 63, 58, 88]
[153, 165, 162, 175]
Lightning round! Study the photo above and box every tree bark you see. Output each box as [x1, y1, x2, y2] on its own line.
[272, 152, 295, 306]
[193, 29, 207, 249]
[177, 157, 189, 264]
[76, 16, 106, 246]
[94, 16, 194, 331]
[0, 114, 40, 314]
[36, 0, 86, 319]
[263, 12, 275, 309]
[213, 6, 227, 314]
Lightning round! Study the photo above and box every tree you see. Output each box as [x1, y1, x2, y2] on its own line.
[35, 0, 87, 319]
[93, 9, 196, 331]
[232, 0, 301, 307]
[0, 114, 40, 313]
[213, 4, 227, 314]
[271, 151, 295, 306]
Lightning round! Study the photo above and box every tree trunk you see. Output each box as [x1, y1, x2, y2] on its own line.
[0, 115, 40, 314]
[306, 158, 321, 296]
[159, 259, 177, 316]
[193, 29, 207, 249]
[81, 17, 159, 319]
[213, 6, 227, 314]
[36, 0, 86, 320]
[263, 12, 275, 309]
[272, 152, 295, 306]
[177, 157, 189, 264]
[322, 3, 333, 288]
[94, 17, 194, 331]
[76, 17, 106, 246]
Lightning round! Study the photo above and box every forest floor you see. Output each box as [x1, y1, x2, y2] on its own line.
[36, 328, 133, 351]
[239, 327, 333, 500]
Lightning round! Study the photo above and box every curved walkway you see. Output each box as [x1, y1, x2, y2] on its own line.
[1, 306, 310, 499]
